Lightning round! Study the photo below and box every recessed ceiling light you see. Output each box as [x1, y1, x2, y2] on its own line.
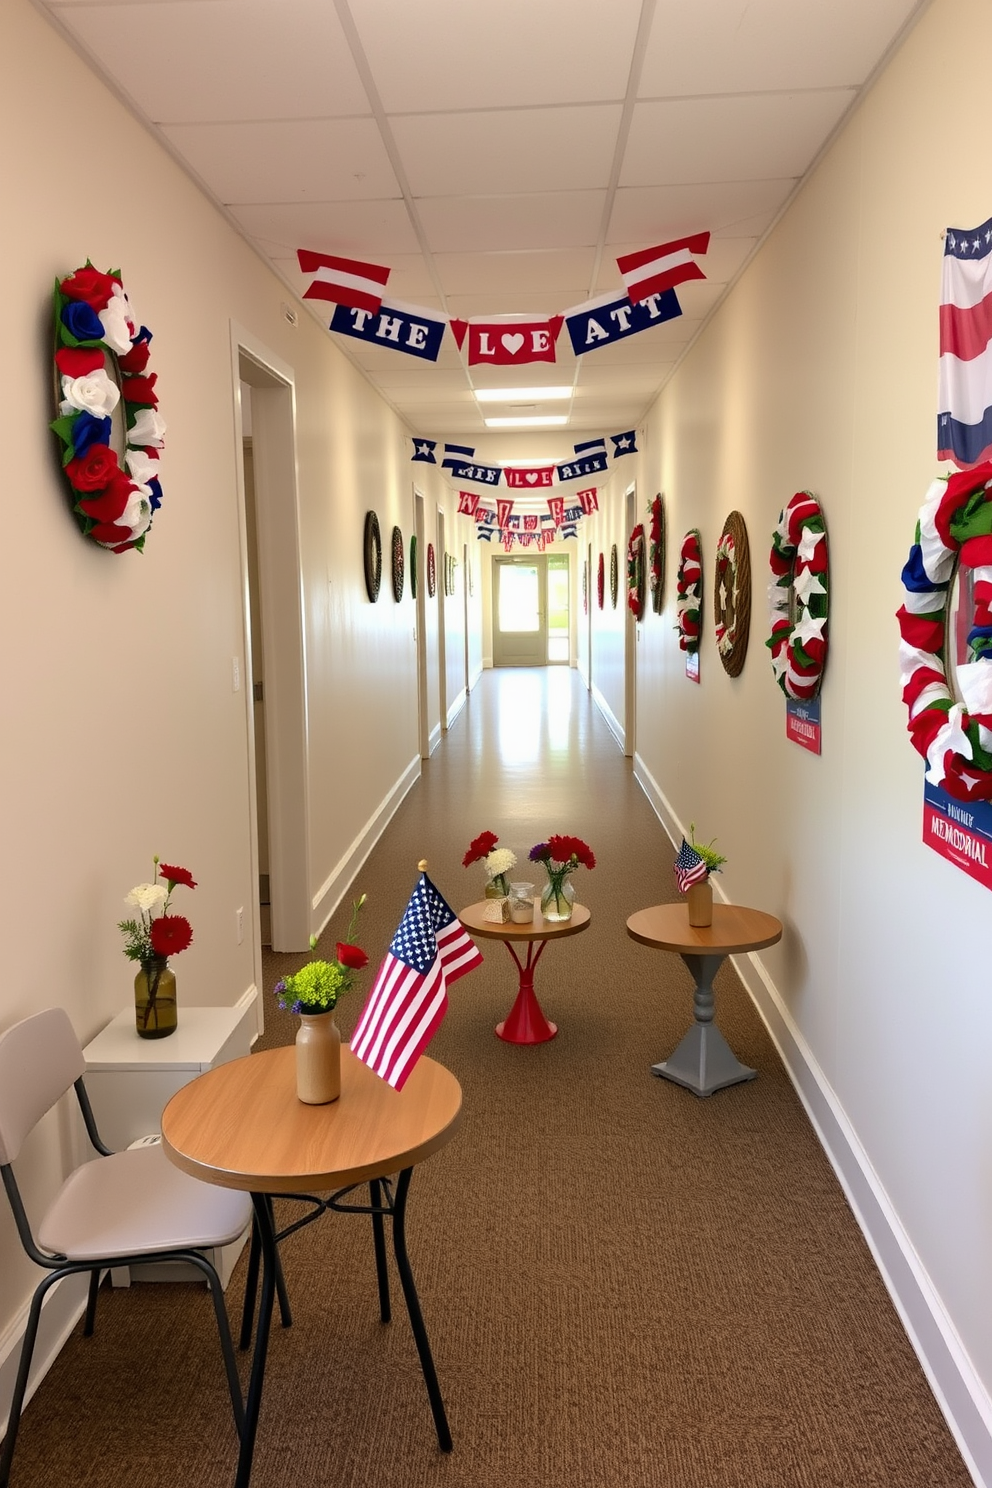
[484, 415, 570, 428]
[474, 386, 572, 403]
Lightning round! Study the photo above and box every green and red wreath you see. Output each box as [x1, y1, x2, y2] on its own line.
[50, 263, 164, 552]
[627, 523, 646, 618]
[648, 494, 664, 613]
[767, 492, 828, 699]
[898, 461, 992, 802]
[597, 551, 605, 610]
[676, 529, 702, 652]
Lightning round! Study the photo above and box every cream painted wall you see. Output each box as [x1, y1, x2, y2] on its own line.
[622, 0, 992, 1478]
[0, 0, 479, 1363]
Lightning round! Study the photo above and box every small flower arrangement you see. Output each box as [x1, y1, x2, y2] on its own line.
[275, 895, 368, 1016]
[119, 857, 196, 964]
[463, 830, 517, 896]
[529, 834, 596, 919]
[688, 823, 726, 874]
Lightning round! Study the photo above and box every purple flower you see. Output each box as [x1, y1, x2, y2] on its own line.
[274, 979, 286, 997]
[529, 842, 549, 863]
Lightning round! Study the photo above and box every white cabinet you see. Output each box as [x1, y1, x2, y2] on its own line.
[83, 1004, 256, 1288]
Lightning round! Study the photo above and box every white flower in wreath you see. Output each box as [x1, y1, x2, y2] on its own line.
[60, 368, 120, 419]
[925, 703, 973, 787]
[767, 578, 790, 614]
[125, 448, 160, 485]
[792, 566, 826, 608]
[127, 408, 167, 448]
[796, 526, 825, 564]
[118, 485, 153, 539]
[98, 284, 137, 356]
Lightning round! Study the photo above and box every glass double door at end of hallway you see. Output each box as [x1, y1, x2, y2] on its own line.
[493, 554, 569, 666]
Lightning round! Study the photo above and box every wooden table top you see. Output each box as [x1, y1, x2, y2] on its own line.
[161, 1045, 462, 1194]
[458, 900, 591, 943]
[626, 902, 783, 956]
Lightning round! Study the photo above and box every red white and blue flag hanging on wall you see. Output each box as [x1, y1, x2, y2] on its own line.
[939, 217, 992, 468]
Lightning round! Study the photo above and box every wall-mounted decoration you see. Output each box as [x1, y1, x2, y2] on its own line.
[50, 263, 165, 553]
[597, 552, 605, 610]
[363, 511, 382, 602]
[898, 463, 992, 889]
[426, 541, 437, 598]
[676, 529, 702, 682]
[627, 524, 646, 619]
[391, 525, 404, 602]
[713, 511, 751, 677]
[582, 559, 588, 615]
[610, 544, 619, 608]
[444, 552, 456, 596]
[410, 534, 418, 599]
[467, 559, 473, 597]
[649, 495, 665, 614]
[767, 493, 828, 701]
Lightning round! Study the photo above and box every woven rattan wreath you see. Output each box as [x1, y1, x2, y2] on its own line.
[597, 552, 605, 610]
[363, 511, 382, 602]
[582, 559, 588, 615]
[410, 533, 418, 599]
[898, 461, 992, 802]
[713, 510, 751, 677]
[610, 544, 619, 608]
[676, 530, 702, 652]
[627, 524, 646, 619]
[391, 525, 404, 602]
[427, 541, 437, 598]
[649, 495, 665, 614]
[767, 492, 828, 699]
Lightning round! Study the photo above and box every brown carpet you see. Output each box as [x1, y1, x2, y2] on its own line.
[9, 669, 971, 1487]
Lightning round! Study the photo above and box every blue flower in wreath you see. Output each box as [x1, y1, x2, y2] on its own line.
[147, 477, 163, 512]
[61, 300, 105, 342]
[71, 412, 112, 458]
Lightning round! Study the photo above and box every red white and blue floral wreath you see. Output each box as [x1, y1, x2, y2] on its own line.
[50, 263, 165, 552]
[898, 462, 992, 802]
[767, 492, 829, 699]
[675, 529, 702, 651]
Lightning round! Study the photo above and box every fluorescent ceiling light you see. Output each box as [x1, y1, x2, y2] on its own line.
[474, 386, 572, 403]
[484, 415, 569, 428]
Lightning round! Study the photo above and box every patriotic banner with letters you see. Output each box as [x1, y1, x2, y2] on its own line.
[298, 248, 390, 314]
[329, 298, 446, 362]
[563, 288, 682, 356]
[505, 467, 555, 488]
[451, 317, 562, 366]
[457, 491, 479, 516]
[610, 430, 638, 458]
[411, 438, 437, 464]
[497, 498, 515, 527]
[548, 495, 565, 526]
[578, 488, 599, 514]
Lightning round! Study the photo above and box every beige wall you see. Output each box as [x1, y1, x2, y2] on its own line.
[0, 0, 479, 1359]
[621, 0, 992, 1478]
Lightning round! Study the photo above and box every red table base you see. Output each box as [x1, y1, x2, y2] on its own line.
[495, 942, 557, 1044]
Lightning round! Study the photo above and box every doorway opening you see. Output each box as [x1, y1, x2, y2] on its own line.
[493, 554, 569, 666]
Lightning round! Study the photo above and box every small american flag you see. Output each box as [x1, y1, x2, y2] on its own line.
[350, 873, 483, 1091]
[674, 839, 708, 894]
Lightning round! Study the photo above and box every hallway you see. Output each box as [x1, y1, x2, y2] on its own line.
[14, 669, 968, 1488]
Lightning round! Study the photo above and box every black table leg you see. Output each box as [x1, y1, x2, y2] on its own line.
[235, 1192, 279, 1488]
[370, 1178, 391, 1323]
[391, 1167, 452, 1451]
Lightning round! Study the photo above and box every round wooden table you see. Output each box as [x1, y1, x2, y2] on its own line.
[626, 902, 783, 1097]
[162, 1046, 462, 1488]
[458, 900, 591, 1043]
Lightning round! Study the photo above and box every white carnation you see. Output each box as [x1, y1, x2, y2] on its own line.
[125, 883, 167, 915]
[485, 848, 517, 876]
[99, 285, 136, 356]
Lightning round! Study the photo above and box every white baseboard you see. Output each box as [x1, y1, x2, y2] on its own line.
[0, 1272, 90, 1441]
[428, 722, 443, 755]
[446, 685, 467, 729]
[591, 682, 625, 749]
[311, 754, 421, 934]
[632, 750, 992, 1488]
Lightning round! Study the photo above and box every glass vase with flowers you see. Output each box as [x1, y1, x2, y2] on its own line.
[529, 835, 596, 922]
[275, 895, 368, 1104]
[119, 857, 196, 1038]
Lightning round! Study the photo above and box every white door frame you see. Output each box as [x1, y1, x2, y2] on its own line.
[624, 483, 637, 758]
[230, 323, 311, 962]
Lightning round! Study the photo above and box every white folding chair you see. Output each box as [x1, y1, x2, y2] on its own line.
[0, 1008, 249, 1485]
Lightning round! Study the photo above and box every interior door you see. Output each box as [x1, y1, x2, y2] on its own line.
[493, 557, 547, 666]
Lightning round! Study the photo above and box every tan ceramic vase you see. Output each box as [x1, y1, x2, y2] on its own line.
[686, 878, 713, 927]
[295, 1011, 341, 1104]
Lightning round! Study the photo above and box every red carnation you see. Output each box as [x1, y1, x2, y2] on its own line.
[66, 444, 121, 492]
[79, 472, 134, 524]
[121, 374, 158, 406]
[159, 863, 197, 890]
[150, 915, 193, 957]
[463, 830, 499, 867]
[55, 346, 104, 377]
[88, 519, 134, 546]
[118, 340, 151, 374]
[546, 834, 596, 869]
[336, 942, 368, 970]
[60, 266, 120, 311]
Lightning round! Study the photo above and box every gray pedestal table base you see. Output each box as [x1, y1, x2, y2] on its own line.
[652, 951, 756, 1097]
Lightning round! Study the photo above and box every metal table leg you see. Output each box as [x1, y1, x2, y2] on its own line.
[651, 952, 756, 1096]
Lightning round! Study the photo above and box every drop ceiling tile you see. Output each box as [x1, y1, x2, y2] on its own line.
[349, 0, 643, 112]
[607, 181, 793, 242]
[444, 292, 588, 320]
[621, 92, 856, 187]
[161, 119, 400, 204]
[370, 368, 472, 392]
[419, 192, 605, 255]
[235, 200, 421, 257]
[392, 105, 622, 197]
[48, 0, 372, 121]
[434, 250, 597, 297]
[640, 0, 923, 96]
